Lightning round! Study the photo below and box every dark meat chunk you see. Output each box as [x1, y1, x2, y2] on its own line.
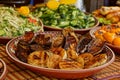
[30, 44, 44, 51]
[76, 37, 92, 54]
[15, 40, 31, 62]
[52, 34, 65, 48]
[22, 31, 34, 42]
[34, 33, 52, 50]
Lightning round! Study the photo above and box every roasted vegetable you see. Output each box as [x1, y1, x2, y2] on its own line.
[15, 29, 108, 69]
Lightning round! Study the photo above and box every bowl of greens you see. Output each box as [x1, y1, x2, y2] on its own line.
[0, 7, 43, 44]
[32, 4, 99, 34]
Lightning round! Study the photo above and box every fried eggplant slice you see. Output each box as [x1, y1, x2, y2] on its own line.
[79, 53, 93, 65]
[62, 27, 79, 50]
[50, 47, 67, 59]
[87, 39, 105, 55]
[76, 37, 92, 54]
[52, 34, 65, 48]
[34, 33, 52, 50]
[28, 51, 48, 67]
[59, 59, 83, 70]
[85, 54, 107, 69]
[46, 54, 62, 69]
[67, 44, 78, 60]
[15, 40, 31, 62]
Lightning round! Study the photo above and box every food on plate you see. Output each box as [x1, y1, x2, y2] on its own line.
[14, 29, 108, 70]
[32, 4, 95, 29]
[92, 6, 120, 25]
[99, 6, 120, 15]
[28, 51, 48, 67]
[0, 7, 43, 37]
[112, 37, 120, 46]
[94, 24, 120, 46]
[103, 32, 115, 43]
[85, 53, 107, 68]
[59, 59, 83, 70]
[79, 53, 93, 64]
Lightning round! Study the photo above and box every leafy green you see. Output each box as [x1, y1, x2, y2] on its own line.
[32, 4, 95, 29]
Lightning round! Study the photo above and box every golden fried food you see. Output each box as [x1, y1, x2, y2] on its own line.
[94, 54, 107, 64]
[76, 56, 84, 68]
[118, 22, 120, 25]
[16, 29, 109, 70]
[100, 6, 120, 15]
[85, 54, 107, 69]
[79, 53, 93, 64]
[94, 24, 120, 46]
[106, 11, 120, 19]
[59, 60, 83, 70]
[92, 6, 120, 24]
[103, 32, 115, 43]
[110, 16, 120, 23]
[46, 54, 62, 68]
[67, 44, 78, 60]
[50, 47, 67, 59]
[27, 51, 48, 67]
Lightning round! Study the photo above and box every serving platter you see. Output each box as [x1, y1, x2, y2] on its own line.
[6, 30, 115, 79]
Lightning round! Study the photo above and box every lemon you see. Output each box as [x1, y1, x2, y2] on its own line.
[46, 0, 60, 10]
[18, 6, 30, 16]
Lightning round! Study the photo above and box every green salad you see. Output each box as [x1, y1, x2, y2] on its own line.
[0, 7, 43, 37]
[32, 4, 95, 29]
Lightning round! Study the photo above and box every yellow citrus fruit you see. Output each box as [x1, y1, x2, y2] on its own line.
[59, 0, 76, 4]
[18, 6, 30, 16]
[46, 0, 60, 10]
[112, 37, 120, 46]
[103, 32, 115, 43]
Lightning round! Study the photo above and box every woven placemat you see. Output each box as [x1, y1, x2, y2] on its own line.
[0, 45, 120, 80]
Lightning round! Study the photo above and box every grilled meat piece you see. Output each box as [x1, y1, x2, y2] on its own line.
[15, 40, 31, 62]
[52, 34, 65, 48]
[22, 31, 34, 42]
[34, 33, 52, 50]
[62, 27, 79, 50]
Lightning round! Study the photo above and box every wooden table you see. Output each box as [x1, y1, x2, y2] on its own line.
[0, 45, 120, 80]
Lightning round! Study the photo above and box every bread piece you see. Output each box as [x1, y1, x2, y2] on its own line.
[100, 6, 120, 15]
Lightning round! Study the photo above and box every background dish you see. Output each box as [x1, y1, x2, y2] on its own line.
[44, 16, 99, 34]
[90, 26, 120, 54]
[6, 31, 115, 79]
[0, 19, 43, 44]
